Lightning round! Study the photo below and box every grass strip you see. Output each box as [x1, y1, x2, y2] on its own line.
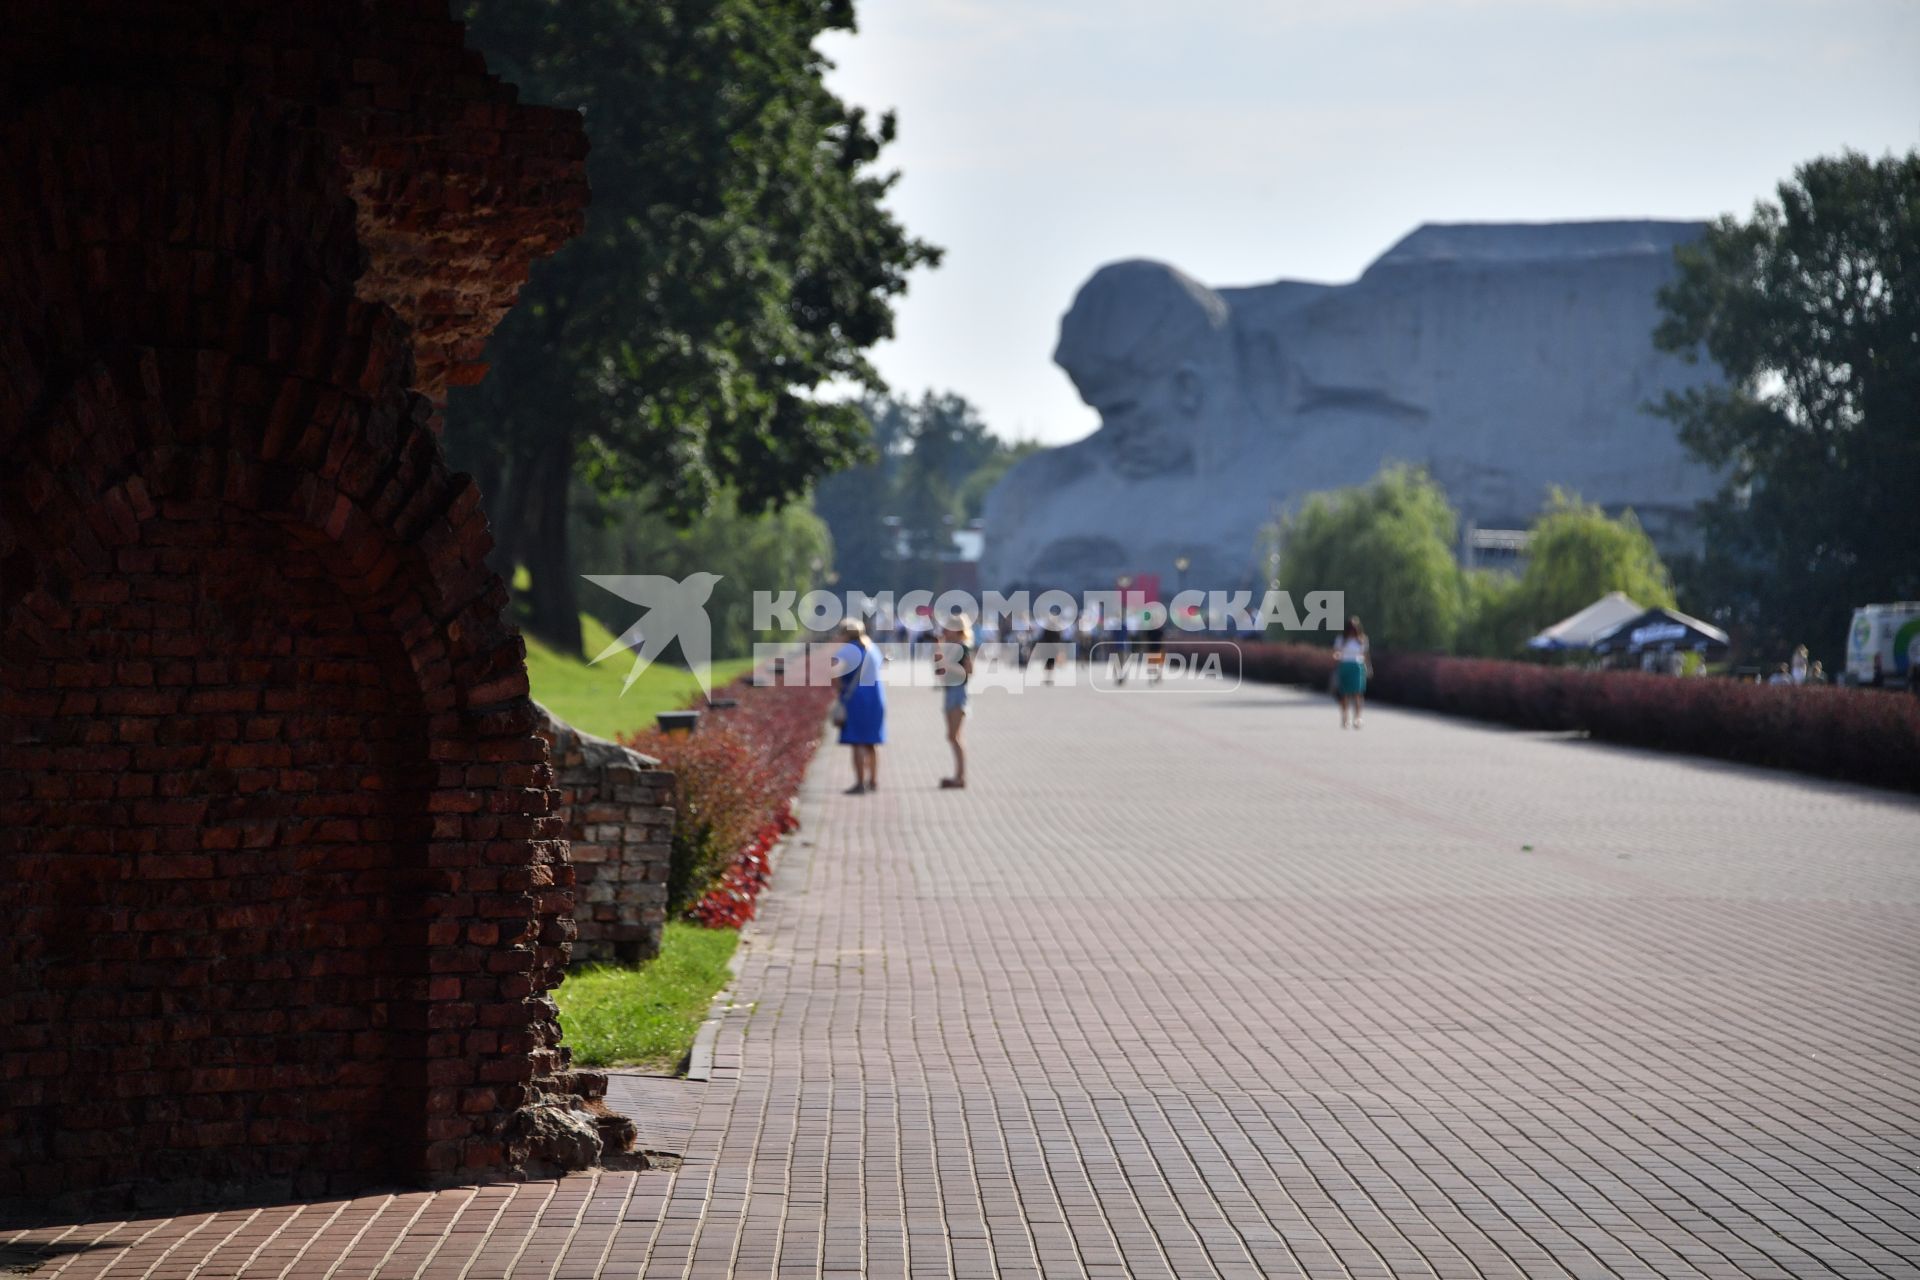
[523, 611, 757, 740]
[554, 922, 741, 1071]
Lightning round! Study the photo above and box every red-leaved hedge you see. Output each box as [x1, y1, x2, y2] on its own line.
[1170, 640, 1920, 793]
[623, 667, 832, 925]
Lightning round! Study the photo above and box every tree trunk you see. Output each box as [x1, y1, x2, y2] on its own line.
[521, 426, 583, 655]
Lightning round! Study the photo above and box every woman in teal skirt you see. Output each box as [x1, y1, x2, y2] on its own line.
[1334, 615, 1370, 729]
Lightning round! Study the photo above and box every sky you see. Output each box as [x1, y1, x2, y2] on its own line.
[819, 0, 1920, 446]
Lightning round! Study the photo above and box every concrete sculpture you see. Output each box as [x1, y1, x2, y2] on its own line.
[982, 222, 1721, 591]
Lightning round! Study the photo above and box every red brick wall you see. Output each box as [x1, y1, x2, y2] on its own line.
[0, 0, 620, 1212]
[4, 511, 441, 1194]
[534, 706, 676, 966]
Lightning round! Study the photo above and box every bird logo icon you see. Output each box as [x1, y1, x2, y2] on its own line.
[583, 572, 725, 696]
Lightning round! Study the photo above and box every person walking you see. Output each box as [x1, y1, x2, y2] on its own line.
[935, 613, 975, 789]
[1039, 615, 1067, 685]
[1335, 616, 1371, 729]
[1141, 615, 1168, 682]
[832, 618, 886, 793]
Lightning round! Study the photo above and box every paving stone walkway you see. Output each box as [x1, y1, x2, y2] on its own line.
[10, 664, 1920, 1277]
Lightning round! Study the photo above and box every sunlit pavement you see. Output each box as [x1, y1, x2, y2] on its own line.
[12, 665, 1920, 1277]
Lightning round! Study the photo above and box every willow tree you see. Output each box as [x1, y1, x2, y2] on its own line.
[1271, 465, 1465, 653]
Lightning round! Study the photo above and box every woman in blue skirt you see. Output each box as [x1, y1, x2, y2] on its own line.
[1335, 615, 1370, 729]
[832, 619, 886, 793]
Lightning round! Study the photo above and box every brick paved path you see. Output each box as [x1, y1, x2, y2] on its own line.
[11, 665, 1920, 1277]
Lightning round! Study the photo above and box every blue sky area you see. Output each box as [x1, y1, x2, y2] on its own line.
[821, 0, 1920, 444]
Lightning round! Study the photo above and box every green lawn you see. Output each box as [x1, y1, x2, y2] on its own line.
[555, 923, 741, 1071]
[523, 612, 757, 740]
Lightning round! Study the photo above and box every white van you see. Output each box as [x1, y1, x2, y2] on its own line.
[1845, 602, 1920, 688]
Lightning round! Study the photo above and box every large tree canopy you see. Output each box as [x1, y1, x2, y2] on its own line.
[449, 0, 941, 650]
[1517, 492, 1675, 626]
[1271, 465, 1465, 653]
[1654, 150, 1919, 665]
[812, 391, 1027, 593]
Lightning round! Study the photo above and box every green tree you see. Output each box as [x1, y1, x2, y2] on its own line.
[574, 489, 832, 661]
[1271, 464, 1464, 651]
[810, 397, 907, 595]
[1454, 493, 1676, 658]
[891, 392, 996, 580]
[1455, 570, 1529, 660]
[448, 0, 941, 652]
[1653, 149, 1920, 664]
[812, 391, 1023, 593]
[1518, 493, 1675, 621]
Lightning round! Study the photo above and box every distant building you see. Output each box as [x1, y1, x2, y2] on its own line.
[1460, 523, 1531, 574]
[879, 515, 984, 597]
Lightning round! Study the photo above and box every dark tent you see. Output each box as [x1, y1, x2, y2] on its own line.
[1590, 606, 1731, 658]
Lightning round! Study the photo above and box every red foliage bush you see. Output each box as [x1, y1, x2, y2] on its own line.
[681, 809, 798, 930]
[1171, 639, 1920, 793]
[623, 670, 832, 922]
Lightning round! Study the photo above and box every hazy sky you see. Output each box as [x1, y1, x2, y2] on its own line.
[819, 0, 1920, 445]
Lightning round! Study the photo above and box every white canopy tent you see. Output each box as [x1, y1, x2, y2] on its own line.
[1590, 606, 1731, 658]
[1526, 591, 1644, 652]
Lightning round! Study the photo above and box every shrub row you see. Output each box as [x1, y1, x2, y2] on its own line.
[1171, 640, 1920, 794]
[622, 668, 832, 923]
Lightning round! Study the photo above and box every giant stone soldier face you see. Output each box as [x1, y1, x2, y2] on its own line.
[1052, 260, 1236, 480]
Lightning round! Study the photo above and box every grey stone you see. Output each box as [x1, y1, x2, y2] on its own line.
[532, 701, 674, 965]
[503, 1101, 604, 1171]
[982, 221, 1721, 591]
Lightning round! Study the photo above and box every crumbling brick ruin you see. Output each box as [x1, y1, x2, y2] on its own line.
[0, 0, 634, 1211]
[534, 707, 676, 966]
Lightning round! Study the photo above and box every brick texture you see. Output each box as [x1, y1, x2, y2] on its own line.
[532, 704, 675, 966]
[0, 0, 619, 1213]
[7, 669, 1919, 1275]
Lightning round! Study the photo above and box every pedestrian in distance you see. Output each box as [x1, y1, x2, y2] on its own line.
[831, 618, 886, 794]
[1039, 616, 1068, 685]
[935, 612, 975, 789]
[1335, 615, 1371, 729]
[1142, 614, 1168, 682]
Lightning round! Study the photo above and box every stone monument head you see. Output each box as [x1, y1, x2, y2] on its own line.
[1053, 260, 1233, 478]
